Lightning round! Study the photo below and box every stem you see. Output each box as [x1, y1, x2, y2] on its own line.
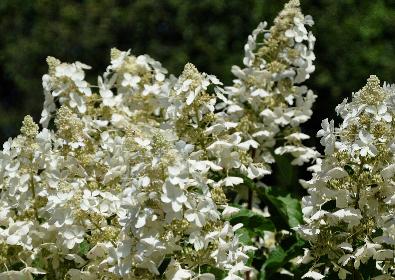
[350, 161, 365, 280]
[354, 161, 365, 209]
[352, 266, 363, 280]
[245, 150, 256, 280]
[29, 174, 40, 222]
[245, 191, 252, 280]
[247, 188, 253, 210]
[247, 149, 257, 210]
[193, 104, 200, 127]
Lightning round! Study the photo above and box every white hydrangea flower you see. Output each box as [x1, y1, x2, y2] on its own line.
[297, 76, 395, 277]
[62, 225, 85, 249]
[121, 73, 141, 89]
[317, 118, 336, 155]
[0, 1, 325, 278]
[225, 0, 317, 177]
[0, 52, 254, 279]
[352, 130, 378, 157]
[161, 182, 188, 212]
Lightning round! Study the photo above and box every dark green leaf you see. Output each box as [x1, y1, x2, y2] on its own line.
[359, 258, 381, 279]
[79, 240, 91, 255]
[260, 238, 306, 280]
[235, 227, 254, 245]
[229, 208, 276, 234]
[158, 256, 171, 275]
[200, 264, 227, 278]
[259, 187, 303, 229]
[344, 164, 355, 175]
[273, 154, 295, 188]
[260, 247, 286, 280]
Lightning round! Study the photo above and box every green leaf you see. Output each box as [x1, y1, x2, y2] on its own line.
[260, 238, 306, 280]
[259, 187, 303, 229]
[344, 164, 355, 175]
[229, 208, 275, 234]
[200, 265, 226, 279]
[273, 154, 296, 188]
[79, 240, 91, 255]
[260, 246, 286, 280]
[276, 195, 302, 228]
[230, 173, 303, 230]
[235, 227, 254, 245]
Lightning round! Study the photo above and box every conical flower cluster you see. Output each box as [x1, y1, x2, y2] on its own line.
[0, 52, 256, 279]
[226, 0, 318, 169]
[297, 76, 395, 279]
[0, 1, 323, 279]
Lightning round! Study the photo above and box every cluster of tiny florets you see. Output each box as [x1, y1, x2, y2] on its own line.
[0, 48, 255, 280]
[0, 1, 322, 279]
[297, 76, 395, 279]
[226, 0, 318, 172]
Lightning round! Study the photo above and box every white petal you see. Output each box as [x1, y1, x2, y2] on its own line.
[380, 164, 395, 179]
[222, 177, 243, 187]
[302, 271, 325, 280]
[326, 167, 348, 179]
[6, 234, 20, 245]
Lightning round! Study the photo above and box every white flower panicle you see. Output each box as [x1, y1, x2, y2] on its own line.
[0, 1, 327, 278]
[41, 57, 92, 127]
[167, 63, 270, 183]
[226, 0, 318, 169]
[0, 49, 254, 279]
[297, 76, 395, 279]
[41, 48, 172, 130]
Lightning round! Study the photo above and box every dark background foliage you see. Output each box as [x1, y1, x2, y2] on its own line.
[0, 0, 395, 145]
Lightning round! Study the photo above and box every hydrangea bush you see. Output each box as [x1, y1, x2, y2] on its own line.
[0, 0, 393, 279]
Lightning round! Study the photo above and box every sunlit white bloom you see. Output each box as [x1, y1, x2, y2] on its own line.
[302, 270, 325, 280]
[317, 118, 336, 155]
[4, 220, 32, 249]
[161, 182, 187, 212]
[298, 76, 395, 277]
[1, 2, 320, 278]
[352, 130, 377, 157]
[80, 190, 100, 212]
[121, 73, 141, 89]
[62, 225, 85, 249]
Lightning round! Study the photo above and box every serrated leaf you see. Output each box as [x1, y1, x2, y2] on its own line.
[259, 187, 303, 229]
